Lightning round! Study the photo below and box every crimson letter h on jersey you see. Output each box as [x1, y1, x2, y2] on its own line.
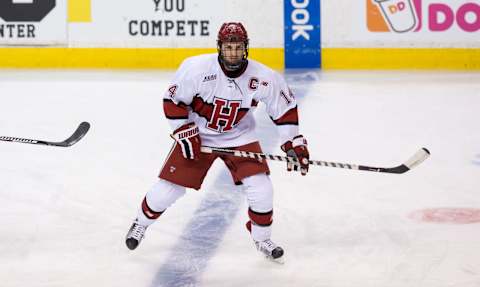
[207, 98, 241, 132]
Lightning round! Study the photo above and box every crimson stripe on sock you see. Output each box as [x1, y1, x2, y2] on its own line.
[142, 197, 164, 219]
[248, 208, 273, 226]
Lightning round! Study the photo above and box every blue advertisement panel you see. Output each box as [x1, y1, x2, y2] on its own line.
[284, 0, 321, 68]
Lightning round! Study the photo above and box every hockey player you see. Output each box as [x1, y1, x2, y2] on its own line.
[125, 22, 309, 261]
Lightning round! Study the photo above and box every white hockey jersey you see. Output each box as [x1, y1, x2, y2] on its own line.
[163, 54, 299, 148]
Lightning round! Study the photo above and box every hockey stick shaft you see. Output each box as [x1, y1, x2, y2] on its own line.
[0, 122, 90, 147]
[200, 146, 430, 174]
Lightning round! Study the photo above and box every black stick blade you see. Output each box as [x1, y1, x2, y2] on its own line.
[53, 122, 91, 147]
[0, 122, 91, 147]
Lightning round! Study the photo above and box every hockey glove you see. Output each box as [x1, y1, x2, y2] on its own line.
[281, 135, 310, 176]
[171, 123, 201, 160]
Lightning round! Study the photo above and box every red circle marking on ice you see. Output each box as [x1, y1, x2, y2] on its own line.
[409, 208, 480, 224]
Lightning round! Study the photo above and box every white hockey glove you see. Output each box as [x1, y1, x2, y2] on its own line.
[171, 123, 201, 160]
[281, 135, 310, 176]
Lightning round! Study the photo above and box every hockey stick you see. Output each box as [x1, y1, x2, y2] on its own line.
[0, 122, 91, 147]
[200, 146, 430, 174]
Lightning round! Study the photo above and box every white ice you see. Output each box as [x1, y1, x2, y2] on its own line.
[0, 70, 479, 287]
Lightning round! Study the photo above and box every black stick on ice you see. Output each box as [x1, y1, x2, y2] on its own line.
[0, 122, 90, 147]
[201, 146, 430, 174]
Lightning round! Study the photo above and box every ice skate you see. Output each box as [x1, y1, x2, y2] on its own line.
[125, 220, 147, 250]
[255, 239, 285, 263]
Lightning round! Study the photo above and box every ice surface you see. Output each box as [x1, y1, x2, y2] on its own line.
[0, 70, 479, 287]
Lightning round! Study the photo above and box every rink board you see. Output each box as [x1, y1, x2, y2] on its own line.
[1, 0, 480, 69]
[0, 47, 478, 70]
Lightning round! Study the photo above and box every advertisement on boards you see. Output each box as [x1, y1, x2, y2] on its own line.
[322, 0, 479, 48]
[284, 0, 321, 68]
[68, 0, 282, 49]
[127, 0, 211, 40]
[368, 0, 480, 33]
[0, 0, 67, 45]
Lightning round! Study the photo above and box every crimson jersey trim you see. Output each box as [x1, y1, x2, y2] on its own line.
[271, 106, 299, 126]
[163, 99, 189, 120]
